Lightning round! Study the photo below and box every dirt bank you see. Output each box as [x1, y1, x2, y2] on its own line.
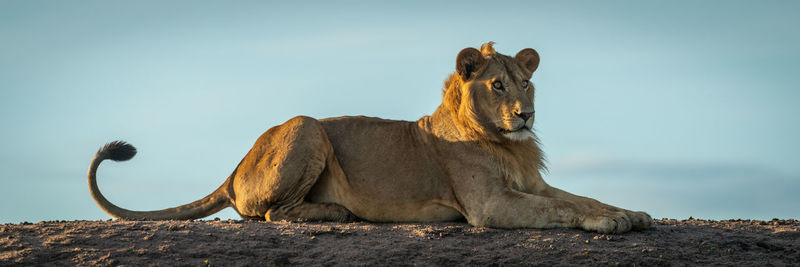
[1, 218, 798, 266]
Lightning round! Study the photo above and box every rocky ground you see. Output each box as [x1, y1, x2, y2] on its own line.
[1, 218, 798, 266]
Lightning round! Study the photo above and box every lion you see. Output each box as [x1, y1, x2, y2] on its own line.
[88, 42, 652, 233]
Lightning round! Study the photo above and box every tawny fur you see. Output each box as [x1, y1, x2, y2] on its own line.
[87, 43, 652, 234]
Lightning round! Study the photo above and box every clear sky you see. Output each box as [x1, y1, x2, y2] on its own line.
[1, 1, 798, 223]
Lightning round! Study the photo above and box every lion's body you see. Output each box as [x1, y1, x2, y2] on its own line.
[230, 115, 466, 223]
[314, 116, 464, 222]
[88, 43, 652, 233]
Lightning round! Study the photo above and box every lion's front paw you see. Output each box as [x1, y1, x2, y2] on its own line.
[582, 211, 632, 234]
[626, 211, 652, 230]
[598, 205, 653, 231]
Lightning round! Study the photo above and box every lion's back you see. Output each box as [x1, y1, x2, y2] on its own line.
[319, 116, 450, 200]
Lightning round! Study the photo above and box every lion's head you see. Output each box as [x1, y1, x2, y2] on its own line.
[443, 42, 541, 143]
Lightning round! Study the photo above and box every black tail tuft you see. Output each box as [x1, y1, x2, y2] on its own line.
[99, 141, 137, 161]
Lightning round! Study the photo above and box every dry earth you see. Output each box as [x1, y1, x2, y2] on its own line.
[1, 218, 798, 266]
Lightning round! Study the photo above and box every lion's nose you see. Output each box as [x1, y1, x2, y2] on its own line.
[515, 111, 534, 122]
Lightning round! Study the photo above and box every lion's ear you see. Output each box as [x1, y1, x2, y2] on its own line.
[456, 48, 488, 80]
[515, 48, 540, 77]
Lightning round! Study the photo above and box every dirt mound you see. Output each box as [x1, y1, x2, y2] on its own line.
[2, 218, 798, 265]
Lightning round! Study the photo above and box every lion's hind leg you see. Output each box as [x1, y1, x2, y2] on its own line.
[267, 202, 356, 222]
[232, 116, 353, 222]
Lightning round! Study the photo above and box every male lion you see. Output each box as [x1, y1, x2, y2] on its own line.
[88, 43, 652, 233]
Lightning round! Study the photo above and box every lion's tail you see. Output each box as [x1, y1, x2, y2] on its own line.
[87, 141, 231, 220]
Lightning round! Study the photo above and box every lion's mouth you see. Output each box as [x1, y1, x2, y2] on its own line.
[499, 126, 529, 134]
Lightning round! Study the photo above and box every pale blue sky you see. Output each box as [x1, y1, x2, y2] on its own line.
[1, 1, 798, 223]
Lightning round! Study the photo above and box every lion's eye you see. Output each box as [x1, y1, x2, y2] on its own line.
[492, 81, 504, 91]
[521, 80, 529, 89]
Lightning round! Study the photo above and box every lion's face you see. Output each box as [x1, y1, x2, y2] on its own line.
[452, 43, 541, 142]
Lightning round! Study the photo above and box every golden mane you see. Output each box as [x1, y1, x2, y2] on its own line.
[480, 41, 497, 55]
